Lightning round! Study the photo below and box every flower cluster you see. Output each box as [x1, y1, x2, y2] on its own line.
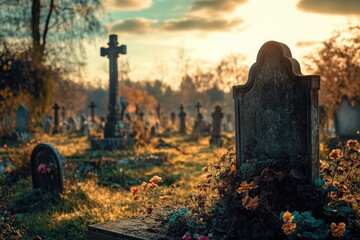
[236, 181, 260, 210]
[281, 211, 296, 235]
[330, 222, 346, 237]
[182, 234, 208, 240]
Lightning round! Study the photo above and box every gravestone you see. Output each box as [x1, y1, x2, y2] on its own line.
[83, 123, 91, 136]
[334, 96, 360, 138]
[80, 113, 87, 131]
[52, 103, 60, 134]
[68, 117, 77, 132]
[192, 102, 204, 137]
[233, 41, 320, 182]
[43, 118, 52, 134]
[101, 34, 126, 138]
[30, 143, 65, 193]
[15, 104, 29, 133]
[178, 104, 187, 134]
[88, 101, 97, 123]
[224, 113, 234, 133]
[210, 105, 224, 147]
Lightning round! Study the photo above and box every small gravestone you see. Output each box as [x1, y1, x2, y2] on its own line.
[80, 113, 87, 131]
[233, 41, 320, 182]
[30, 143, 65, 193]
[178, 105, 187, 134]
[52, 103, 60, 134]
[210, 105, 224, 147]
[15, 104, 29, 133]
[43, 118, 52, 134]
[83, 123, 91, 136]
[334, 96, 360, 138]
[68, 117, 77, 132]
[192, 102, 204, 137]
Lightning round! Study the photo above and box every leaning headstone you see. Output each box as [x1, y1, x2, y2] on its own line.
[178, 105, 187, 134]
[210, 106, 224, 147]
[334, 96, 360, 138]
[30, 143, 65, 193]
[15, 104, 29, 133]
[233, 41, 320, 182]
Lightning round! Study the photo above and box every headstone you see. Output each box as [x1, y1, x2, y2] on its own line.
[178, 105, 187, 134]
[334, 96, 360, 138]
[52, 103, 60, 134]
[43, 118, 52, 134]
[233, 41, 320, 182]
[30, 143, 65, 193]
[88, 101, 97, 123]
[224, 113, 234, 133]
[80, 113, 87, 131]
[101, 34, 126, 138]
[83, 123, 91, 136]
[15, 104, 29, 133]
[210, 105, 224, 147]
[192, 102, 204, 137]
[68, 117, 77, 132]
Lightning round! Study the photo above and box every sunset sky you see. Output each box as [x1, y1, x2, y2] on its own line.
[85, 0, 360, 88]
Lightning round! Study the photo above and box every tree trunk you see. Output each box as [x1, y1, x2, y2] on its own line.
[31, 0, 43, 65]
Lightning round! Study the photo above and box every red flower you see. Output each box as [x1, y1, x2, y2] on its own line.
[37, 164, 51, 174]
[182, 234, 192, 240]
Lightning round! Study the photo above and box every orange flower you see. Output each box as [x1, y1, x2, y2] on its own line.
[282, 223, 296, 235]
[130, 187, 138, 195]
[140, 182, 147, 190]
[149, 176, 162, 184]
[330, 222, 346, 237]
[237, 181, 258, 194]
[282, 211, 294, 223]
[159, 195, 171, 201]
[147, 182, 157, 189]
[329, 149, 342, 160]
[346, 140, 358, 148]
[245, 196, 259, 210]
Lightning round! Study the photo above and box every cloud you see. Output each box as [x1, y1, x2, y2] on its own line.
[110, 18, 156, 34]
[162, 17, 244, 32]
[189, 0, 247, 16]
[297, 0, 360, 15]
[104, 0, 153, 11]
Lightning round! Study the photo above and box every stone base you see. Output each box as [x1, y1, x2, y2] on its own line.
[87, 218, 165, 240]
[210, 137, 223, 147]
[91, 138, 136, 150]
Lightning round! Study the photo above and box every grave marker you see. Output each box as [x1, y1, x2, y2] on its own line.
[101, 34, 126, 138]
[15, 104, 29, 133]
[178, 105, 187, 134]
[233, 41, 320, 182]
[52, 103, 60, 134]
[210, 105, 224, 147]
[30, 143, 65, 193]
[88, 101, 97, 123]
[334, 96, 360, 138]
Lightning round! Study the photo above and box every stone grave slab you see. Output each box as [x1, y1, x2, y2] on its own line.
[233, 41, 320, 182]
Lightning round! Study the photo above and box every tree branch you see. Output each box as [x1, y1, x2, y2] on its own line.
[42, 0, 55, 47]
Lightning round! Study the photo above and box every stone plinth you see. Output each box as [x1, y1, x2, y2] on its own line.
[87, 218, 165, 240]
[91, 138, 135, 150]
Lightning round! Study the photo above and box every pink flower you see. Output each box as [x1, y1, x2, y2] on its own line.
[182, 234, 192, 240]
[37, 164, 51, 174]
[198, 236, 209, 240]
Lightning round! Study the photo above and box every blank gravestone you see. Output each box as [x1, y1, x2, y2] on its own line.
[30, 143, 65, 193]
[16, 104, 29, 133]
[334, 96, 360, 138]
[210, 105, 224, 147]
[233, 41, 320, 182]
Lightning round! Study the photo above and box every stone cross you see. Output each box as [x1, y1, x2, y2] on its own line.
[88, 101, 97, 123]
[233, 41, 320, 182]
[334, 95, 360, 138]
[15, 104, 29, 132]
[101, 34, 127, 138]
[178, 105, 187, 134]
[52, 103, 60, 134]
[210, 105, 224, 147]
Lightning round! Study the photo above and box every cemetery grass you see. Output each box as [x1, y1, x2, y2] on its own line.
[1, 132, 233, 240]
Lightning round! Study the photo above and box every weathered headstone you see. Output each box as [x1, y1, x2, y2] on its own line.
[30, 143, 65, 193]
[88, 101, 97, 123]
[15, 104, 29, 133]
[210, 105, 224, 147]
[52, 103, 60, 134]
[334, 96, 360, 138]
[68, 117, 77, 132]
[101, 34, 126, 138]
[233, 41, 320, 182]
[43, 118, 52, 134]
[178, 105, 187, 134]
